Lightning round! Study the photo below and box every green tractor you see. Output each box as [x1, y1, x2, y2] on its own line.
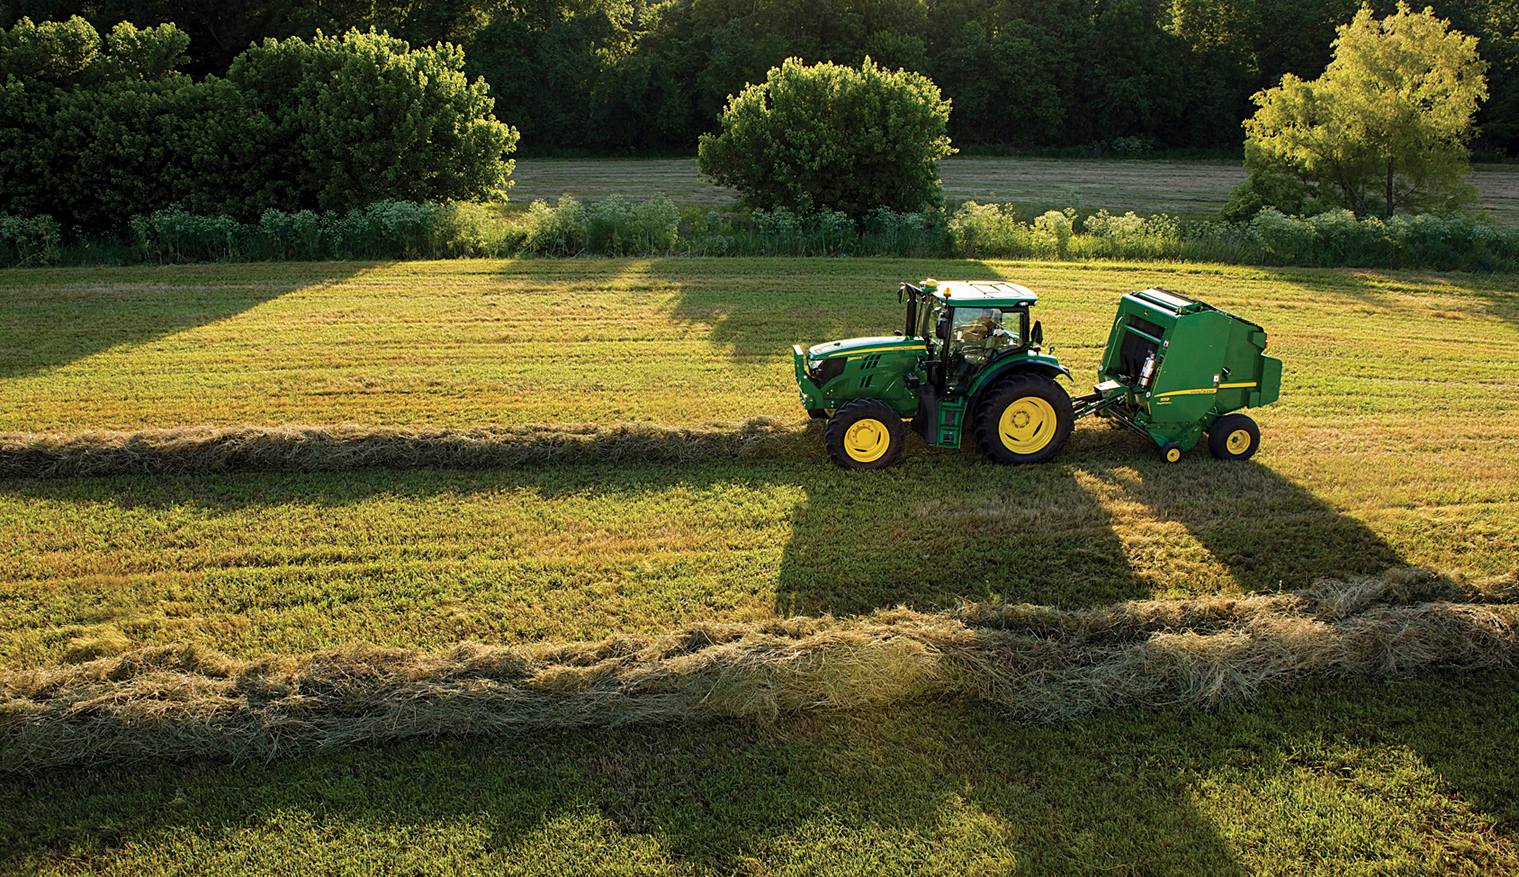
[792, 279, 1282, 468]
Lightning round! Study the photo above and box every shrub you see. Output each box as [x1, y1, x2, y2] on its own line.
[6, 197, 1514, 271]
[1306, 209, 1393, 267]
[948, 202, 1031, 258]
[523, 196, 588, 256]
[1078, 209, 1181, 260]
[697, 57, 954, 218]
[860, 208, 946, 258]
[1246, 208, 1316, 265]
[0, 212, 62, 267]
[585, 195, 679, 256]
[1032, 209, 1075, 259]
[129, 209, 241, 262]
[227, 30, 518, 216]
[258, 209, 325, 261]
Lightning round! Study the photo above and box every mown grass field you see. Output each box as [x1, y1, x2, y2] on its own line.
[505, 156, 1519, 224]
[3, 257, 1519, 874]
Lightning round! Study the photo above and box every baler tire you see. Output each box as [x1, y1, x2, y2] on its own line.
[825, 400, 905, 469]
[974, 375, 1074, 465]
[1208, 414, 1260, 461]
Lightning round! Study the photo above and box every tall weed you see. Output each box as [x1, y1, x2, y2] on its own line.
[0, 213, 62, 267]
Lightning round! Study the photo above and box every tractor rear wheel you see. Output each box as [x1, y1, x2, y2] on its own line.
[975, 375, 1074, 465]
[825, 399, 906, 469]
[1207, 414, 1260, 460]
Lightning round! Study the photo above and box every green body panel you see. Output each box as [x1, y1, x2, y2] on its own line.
[1096, 288, 1283, 450]
[795, 336, 924, 418]
[962, 351, 1069, 400]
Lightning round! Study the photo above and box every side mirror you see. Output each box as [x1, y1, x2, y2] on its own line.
[936, 313, 950, 340]
[1030, 320, 1043, 346]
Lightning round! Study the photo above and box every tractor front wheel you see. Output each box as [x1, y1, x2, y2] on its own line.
[825, 400, 906, 469]
[1208, 414, 1260, 460]
[975, 375, 1074, 465]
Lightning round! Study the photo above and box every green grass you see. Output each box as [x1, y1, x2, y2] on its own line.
[5, 675, 1518, 875]
[3, 257, 1519, 873]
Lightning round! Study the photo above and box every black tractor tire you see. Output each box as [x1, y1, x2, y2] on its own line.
[1207, 413, 1261, 461]
[824, 399, 906, 469]
[974, 375, 1074, 465]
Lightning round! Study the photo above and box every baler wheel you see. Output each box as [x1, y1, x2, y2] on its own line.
[974, 375, 1074, 465]
[825, 400, 905, 469]
[1207, 414, 1260, 461]
[1162, 443, 1183, 463]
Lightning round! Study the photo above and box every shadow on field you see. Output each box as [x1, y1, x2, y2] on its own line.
[666, 259, 1005, 360]
[776, 420, 1406, 615]
[0, 265, 364, 380]
[1259, 266, 1519, 329]
[7, 672, 1519, 874]
[774, 431, 1154, 615]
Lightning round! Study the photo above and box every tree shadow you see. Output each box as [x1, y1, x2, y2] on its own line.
[1246, 265, 1519, 331]
[0, 703, 1252, 875]
[8, 672, 1517, 874]
[0, 263, 366, 381]
[1059, 425, 1404, 592]
[664, 258, 1006, 361]
[777, 417, 1405, 617]
[775, 428, 1155, 616]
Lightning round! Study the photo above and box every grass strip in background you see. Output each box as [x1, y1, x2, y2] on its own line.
[5, 568, 1515, 773]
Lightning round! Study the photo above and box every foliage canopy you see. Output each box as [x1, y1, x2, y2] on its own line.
[0, 18, 517, 231]
[696, 56, 953, 217]
[1236, 3, 1488, 218]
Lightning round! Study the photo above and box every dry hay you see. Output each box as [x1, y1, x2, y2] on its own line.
[0, 418, 813, 479]
[4, 568, 1517, 772]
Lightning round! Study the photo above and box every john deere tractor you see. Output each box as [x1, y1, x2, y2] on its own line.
[793, 279, 1282, 468]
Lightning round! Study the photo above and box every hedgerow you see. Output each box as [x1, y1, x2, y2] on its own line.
[3, 199, 1516, 271]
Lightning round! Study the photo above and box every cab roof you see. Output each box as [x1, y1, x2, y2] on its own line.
[924, 279, 1037, 308]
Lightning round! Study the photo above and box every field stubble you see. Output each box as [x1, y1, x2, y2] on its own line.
[505, 156, 1519, 224]
[4, 257, 1519, 874]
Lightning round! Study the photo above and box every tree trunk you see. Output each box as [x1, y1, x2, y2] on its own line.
[1386, 159, 1395, 217]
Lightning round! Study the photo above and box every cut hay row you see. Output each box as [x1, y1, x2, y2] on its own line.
[0, 419, 813, 479]
[4, 569, 1516, 772]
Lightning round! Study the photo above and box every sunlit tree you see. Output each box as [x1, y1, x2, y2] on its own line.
[1239, 3, 1487, 217]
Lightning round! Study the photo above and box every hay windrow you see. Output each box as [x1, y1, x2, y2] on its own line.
[4, 570, 1517, 772]
[0, 419, 816, 479]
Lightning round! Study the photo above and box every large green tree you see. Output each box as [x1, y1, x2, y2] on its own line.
[1238, 3, 1488, 217]
[696, 56, 953, 217]
[0, 18, 517, 230]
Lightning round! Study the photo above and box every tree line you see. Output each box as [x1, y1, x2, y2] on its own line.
[0, 18, 515, 231]
[4, 0, 1515, 156]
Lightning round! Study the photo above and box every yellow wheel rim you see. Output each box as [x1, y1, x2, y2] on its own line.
[1165, 446, 1183, 463]
[1226, 429, 1253, 456]
[843, 418, 891, 463]
[998, 396, 1058, 454]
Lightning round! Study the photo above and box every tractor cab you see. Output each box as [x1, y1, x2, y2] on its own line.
[909, 279, 1044, 392]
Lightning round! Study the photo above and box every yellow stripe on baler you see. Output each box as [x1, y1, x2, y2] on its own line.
[1151, 381, 1257, 399]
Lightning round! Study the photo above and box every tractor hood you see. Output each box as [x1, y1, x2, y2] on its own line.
[805, 335, 924, 360]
